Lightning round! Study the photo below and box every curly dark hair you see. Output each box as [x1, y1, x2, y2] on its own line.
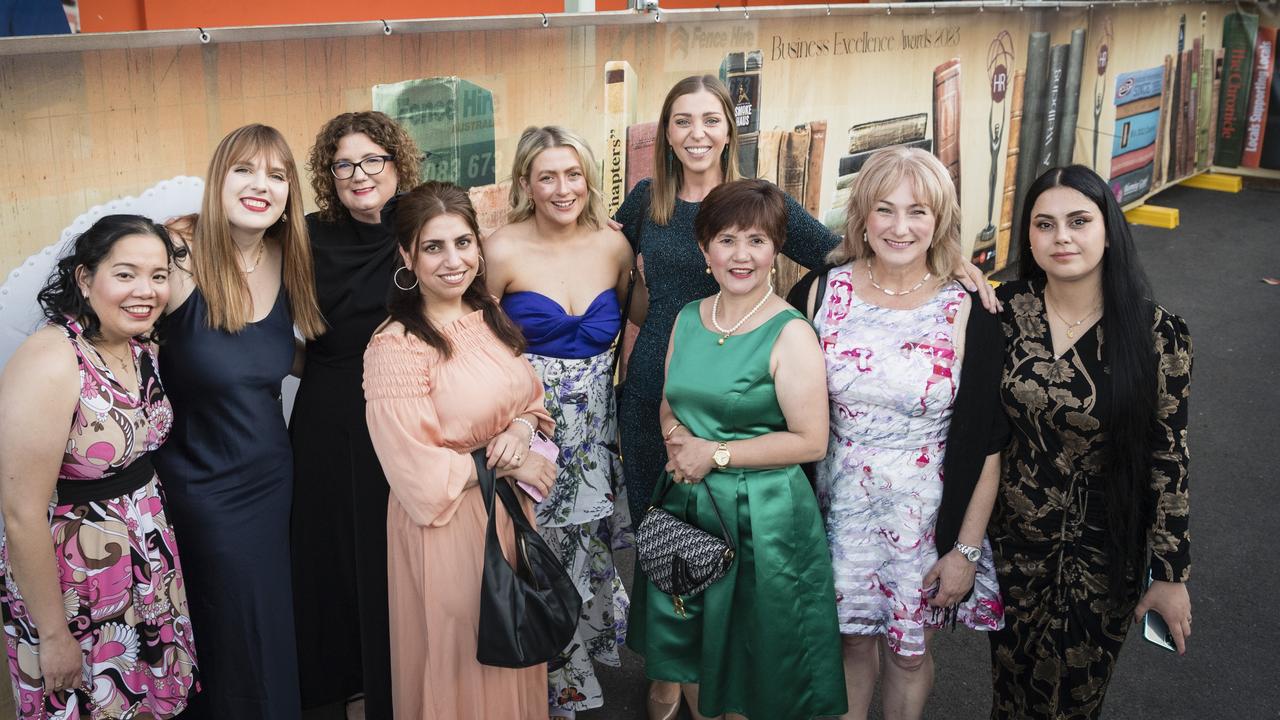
[37, 214, 185, 343]
[307, 111, 423, 222]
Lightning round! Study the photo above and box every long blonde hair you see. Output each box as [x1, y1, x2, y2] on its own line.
[506, 125, 607, 229]
[191, 124, 325, 339]
[827, 146, 961, 281]
[649, 75, 740, 226]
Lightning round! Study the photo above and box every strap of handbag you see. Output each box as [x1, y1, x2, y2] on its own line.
[472, 448, 534, 534]
[650, 472, 736, 553]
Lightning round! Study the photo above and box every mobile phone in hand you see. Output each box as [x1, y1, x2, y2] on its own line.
[1142, 570, 1176, 653]
[517, 481, 544, 503]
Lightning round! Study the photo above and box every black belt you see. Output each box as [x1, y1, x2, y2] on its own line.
[56, 454, 155, 505]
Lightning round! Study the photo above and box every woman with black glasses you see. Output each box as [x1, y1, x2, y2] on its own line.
[289, 111, 422, 719]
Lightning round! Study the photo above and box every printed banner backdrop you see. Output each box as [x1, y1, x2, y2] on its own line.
[1, 1, 1275, 286]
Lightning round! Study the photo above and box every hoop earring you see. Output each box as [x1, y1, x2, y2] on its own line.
[476, 255, 486, 277]
[394, 266, 418, 291]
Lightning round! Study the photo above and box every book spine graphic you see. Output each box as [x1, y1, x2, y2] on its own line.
[804, 121, 828, 217]
[372, 77, 497, 189]
[1058, 29, 1087, 166]
[756, 129, 785, 185]
[1241, 26, 1276, 167]
[1112, 65, 1165, 205]
[1196, 37, 1214, 170]
[848, 114, 929, 154]
[1215, 12, 1260, 167]
[1208, 49, 1223, 166]
[933, 58, 963, 197]
[1182, 47, 1196, 177]
[1169, 22, 1184, 181]
[468, 181, 514, 238]
[1013, 31, 1050, 258]
[782, 125, 811, 203]
[1260, 42, 1280, 169]
[724, 51, 764, 178]
[625, 121, 658, 193]
[1154, 56, 1173, 185]
[838, 138, 933, 176]
[998, 70, 1025, 273]
[1039, 44, 1069, 175]
[603, 61, 637, 217]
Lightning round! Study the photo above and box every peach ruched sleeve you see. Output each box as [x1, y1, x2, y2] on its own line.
[362, 316, 552, 527]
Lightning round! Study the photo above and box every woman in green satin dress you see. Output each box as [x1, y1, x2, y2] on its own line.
[628, 180, 846, 720]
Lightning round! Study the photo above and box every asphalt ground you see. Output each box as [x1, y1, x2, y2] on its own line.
[580, 182, 1280, 720]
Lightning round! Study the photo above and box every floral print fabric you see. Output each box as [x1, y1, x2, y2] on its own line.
[989, 281, 1192, 719]
[814, 267, 1003, 656]
[525, 350, 631, 713]
[0, 320, 198, 719]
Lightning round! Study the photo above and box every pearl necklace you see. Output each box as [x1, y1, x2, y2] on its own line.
[867, 259, 931, 296]
[711, 282, 773, 345]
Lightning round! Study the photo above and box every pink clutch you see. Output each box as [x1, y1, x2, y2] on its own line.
[517, 432, 558, 503]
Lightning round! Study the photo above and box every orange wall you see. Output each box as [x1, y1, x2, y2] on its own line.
[79, 0, 867, 32]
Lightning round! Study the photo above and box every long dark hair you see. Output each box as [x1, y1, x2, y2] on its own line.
[37, 214, 184, 343]
[387, 182, 525, 357]
[1018, 165, 1157, 600]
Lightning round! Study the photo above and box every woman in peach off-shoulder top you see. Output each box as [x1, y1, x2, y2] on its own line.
[363, 182, 557, 720]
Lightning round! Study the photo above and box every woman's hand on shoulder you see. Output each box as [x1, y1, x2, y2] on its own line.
[1135, 580, 1192, 655]
[953, 259, 1000, 313]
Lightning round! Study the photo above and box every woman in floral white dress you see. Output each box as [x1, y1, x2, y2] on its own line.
[791, 147, 1005, 720]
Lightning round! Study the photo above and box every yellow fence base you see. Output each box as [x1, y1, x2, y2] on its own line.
[1125, 204, 1180, 229]
[1179, 172, 1244, 193]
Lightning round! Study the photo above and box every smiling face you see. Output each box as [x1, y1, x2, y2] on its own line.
[221, 151, 289, 239]
[398, 213, 480, 307]
[76, 233, 171, 343]
[864, 178, 936, 274]
[333, 132, 398, 224]
[666, 90, 730, 177]
[701, 225, 777, 297]
[522, 146, 587, 227]
[1028, 186, 1107, 285]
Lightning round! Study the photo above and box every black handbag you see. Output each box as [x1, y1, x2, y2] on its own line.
[474, 450, 582, 668]
[635, 476, 736, 618]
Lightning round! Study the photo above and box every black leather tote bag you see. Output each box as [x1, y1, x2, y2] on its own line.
[474, 450, 582, 668]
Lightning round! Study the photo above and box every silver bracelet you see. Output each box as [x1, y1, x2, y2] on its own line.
[510, 416, 536, 448]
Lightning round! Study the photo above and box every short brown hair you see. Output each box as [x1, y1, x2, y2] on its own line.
[694, 179, 787, 251]
[307, 111, 423, 222]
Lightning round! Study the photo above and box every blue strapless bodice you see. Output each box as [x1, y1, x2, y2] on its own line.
[502, 289, 621, 359]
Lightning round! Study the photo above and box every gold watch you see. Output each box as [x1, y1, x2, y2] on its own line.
[712, 442, 731, 469]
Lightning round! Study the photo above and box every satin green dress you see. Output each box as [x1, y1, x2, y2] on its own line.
[629, 302, 847, 720]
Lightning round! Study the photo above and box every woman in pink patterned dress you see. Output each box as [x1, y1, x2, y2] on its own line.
[788, 148, 1005, 720]
[0, 215, 199, 719]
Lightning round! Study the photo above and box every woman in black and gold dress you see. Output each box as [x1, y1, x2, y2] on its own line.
[990, 165, 1192, 720]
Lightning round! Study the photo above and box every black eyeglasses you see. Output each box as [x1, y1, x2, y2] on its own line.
[329, 154, 395, 180]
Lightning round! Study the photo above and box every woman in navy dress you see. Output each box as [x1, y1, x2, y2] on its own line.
[486, 126, 634, 719]
[155, 124, 325, 720]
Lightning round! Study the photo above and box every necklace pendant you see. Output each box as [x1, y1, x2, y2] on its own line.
[1066, 327, 1075, 339]
[717, 337, 726, 346]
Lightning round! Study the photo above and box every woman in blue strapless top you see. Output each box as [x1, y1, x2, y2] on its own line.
[486, 126, 635, 720]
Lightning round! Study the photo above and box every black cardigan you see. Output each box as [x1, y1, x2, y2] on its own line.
[787, 266, 1009, 556]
